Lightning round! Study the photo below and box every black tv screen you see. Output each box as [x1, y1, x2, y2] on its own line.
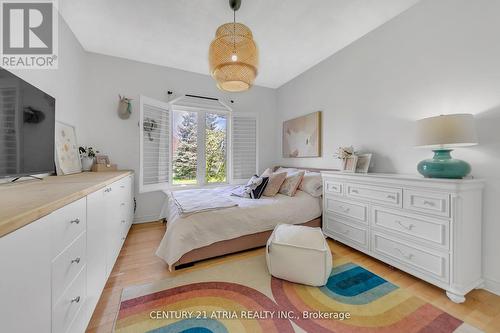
[0, 68, 55, 178]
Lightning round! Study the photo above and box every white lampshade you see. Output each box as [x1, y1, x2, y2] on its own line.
[416, 114, 478, 148]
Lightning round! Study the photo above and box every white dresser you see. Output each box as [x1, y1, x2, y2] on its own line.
[321, 171, 484, 303]
[0, 172, 134, 333]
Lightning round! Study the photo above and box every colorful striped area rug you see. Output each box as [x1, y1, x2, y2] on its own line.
[114, 255, 481, 333]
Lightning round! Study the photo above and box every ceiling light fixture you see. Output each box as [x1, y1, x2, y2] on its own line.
[209, 0, 258, 92]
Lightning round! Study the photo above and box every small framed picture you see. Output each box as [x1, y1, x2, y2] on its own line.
[95, 154, 110, 165]
[54, 122, 82, 175]
[342, 156, 358, 173]
[356, 153, 372, 173]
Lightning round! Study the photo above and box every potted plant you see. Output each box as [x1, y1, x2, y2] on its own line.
[334, 146, 355, 171]
[79, 146, 99, 171]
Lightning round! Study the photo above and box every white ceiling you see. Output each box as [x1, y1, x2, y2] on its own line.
[60, 0, 420, 89]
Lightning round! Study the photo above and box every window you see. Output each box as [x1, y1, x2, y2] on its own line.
[139, 95, 257, 193]
[170, 108, 228, 186]
[205, 112, 227, 183]
[172, 110, 198, 185]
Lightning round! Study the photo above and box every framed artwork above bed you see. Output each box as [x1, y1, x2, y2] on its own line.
[282, 111, 321, 158]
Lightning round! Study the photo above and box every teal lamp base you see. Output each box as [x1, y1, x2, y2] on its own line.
[417, 149, 471, 179]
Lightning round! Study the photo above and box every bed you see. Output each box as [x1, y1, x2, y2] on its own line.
[155, 167, 330, 269]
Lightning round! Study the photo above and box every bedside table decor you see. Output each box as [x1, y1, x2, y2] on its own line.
[416, 114, 478, 179]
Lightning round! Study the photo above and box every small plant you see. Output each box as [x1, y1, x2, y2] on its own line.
[79, 146, 99, 158]
[334, 146, 354, 159]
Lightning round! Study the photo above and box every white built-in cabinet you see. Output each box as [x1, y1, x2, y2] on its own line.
[0, 173, 134, 333]
[321, 172, 484, 303]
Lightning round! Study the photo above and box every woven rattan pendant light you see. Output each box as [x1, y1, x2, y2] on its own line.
[209, 0, 258, 92]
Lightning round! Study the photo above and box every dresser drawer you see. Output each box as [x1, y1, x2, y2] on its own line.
[403, 189, 450, 217]
[120, 218, 130, 240]
[118, 175, 133, 191]
[325, 197, 367, 223]
[52, 232, 86, 303]
[372, 232, 448, 282]
[50, 198, 86, 257]
[117, 200, 131, 221]
[116, 181, 132, 202]
[324, 180, 343, 195]
[324, 214, 368, 249]
[371, 207, 449, 249]
[52, 266, 86, 333]
[346, 183, 402, 207]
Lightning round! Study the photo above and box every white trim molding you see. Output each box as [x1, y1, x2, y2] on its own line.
[483, 277, 500, 296]
[133, 214, 161, 224]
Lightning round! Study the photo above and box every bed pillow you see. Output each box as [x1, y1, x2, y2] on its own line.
[279, 171, 305, 196]
[276, 167, 299, 175]
[263, 172, 287, 197]
[299, 172, 323, 197]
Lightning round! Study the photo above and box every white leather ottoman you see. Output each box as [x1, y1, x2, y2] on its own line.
[266, 224, 332, 286]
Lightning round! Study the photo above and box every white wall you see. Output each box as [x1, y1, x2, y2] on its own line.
[275, 0, 500, 294]
[11, 17, 87, 126]
[79, 53, 277, 223]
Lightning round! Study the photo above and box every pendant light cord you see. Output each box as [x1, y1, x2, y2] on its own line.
[233, 9, 236, 54]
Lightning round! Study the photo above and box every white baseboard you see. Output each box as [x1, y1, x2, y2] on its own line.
[133, 214, 161, 224]
[482, 277, 500, 296]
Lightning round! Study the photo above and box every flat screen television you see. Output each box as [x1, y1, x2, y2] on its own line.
[0, 67, 55, 179]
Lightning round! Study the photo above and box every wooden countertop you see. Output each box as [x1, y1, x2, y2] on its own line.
[0, 171, 133, 238]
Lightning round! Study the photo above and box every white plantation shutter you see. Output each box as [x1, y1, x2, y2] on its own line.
[139, 96, 170, 193]
[231, 113, 258, 182]
[0, 86, 19, 175]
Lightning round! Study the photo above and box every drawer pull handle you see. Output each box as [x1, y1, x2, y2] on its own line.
[71, 296, 80, 303]
[121, 202, 125, 206]
[121, 220, 126, 223]
[70, 218, 80, 224]
[338, 206, 350, 213]
[395, 247, 414, 260]
[120, 185, 125, 188]
[351, 189, 359, 194]
[104, 187, 113, 193]
[122, 237, 126, 240]
[71, 257, 81, 264]
[387, 194, 396, 200]
[423, 200, 435, 206]
[396, 220, 415, 230]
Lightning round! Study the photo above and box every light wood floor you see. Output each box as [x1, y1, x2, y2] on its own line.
[86, 221, 500, 333]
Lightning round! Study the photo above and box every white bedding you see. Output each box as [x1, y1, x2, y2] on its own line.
[156, 186, 322, 269]
[171, 187, 238, 216]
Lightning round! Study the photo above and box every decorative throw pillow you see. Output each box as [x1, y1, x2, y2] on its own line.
[263, 172, 287, 197]
[232, 175, 269, 199]
[299, 172, 323, 197]
[260, 168, 274, 177]
[279, 171, 305, 196]
[251, 175, 269, 199]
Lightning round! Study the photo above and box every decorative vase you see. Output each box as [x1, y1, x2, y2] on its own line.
[417, 149, 471, 179]
[81, 156, 94, 171]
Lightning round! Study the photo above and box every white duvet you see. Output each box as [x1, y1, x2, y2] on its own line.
[155, 186, 322, 269]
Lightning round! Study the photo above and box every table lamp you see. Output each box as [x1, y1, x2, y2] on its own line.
[416, 114, 478, 179]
